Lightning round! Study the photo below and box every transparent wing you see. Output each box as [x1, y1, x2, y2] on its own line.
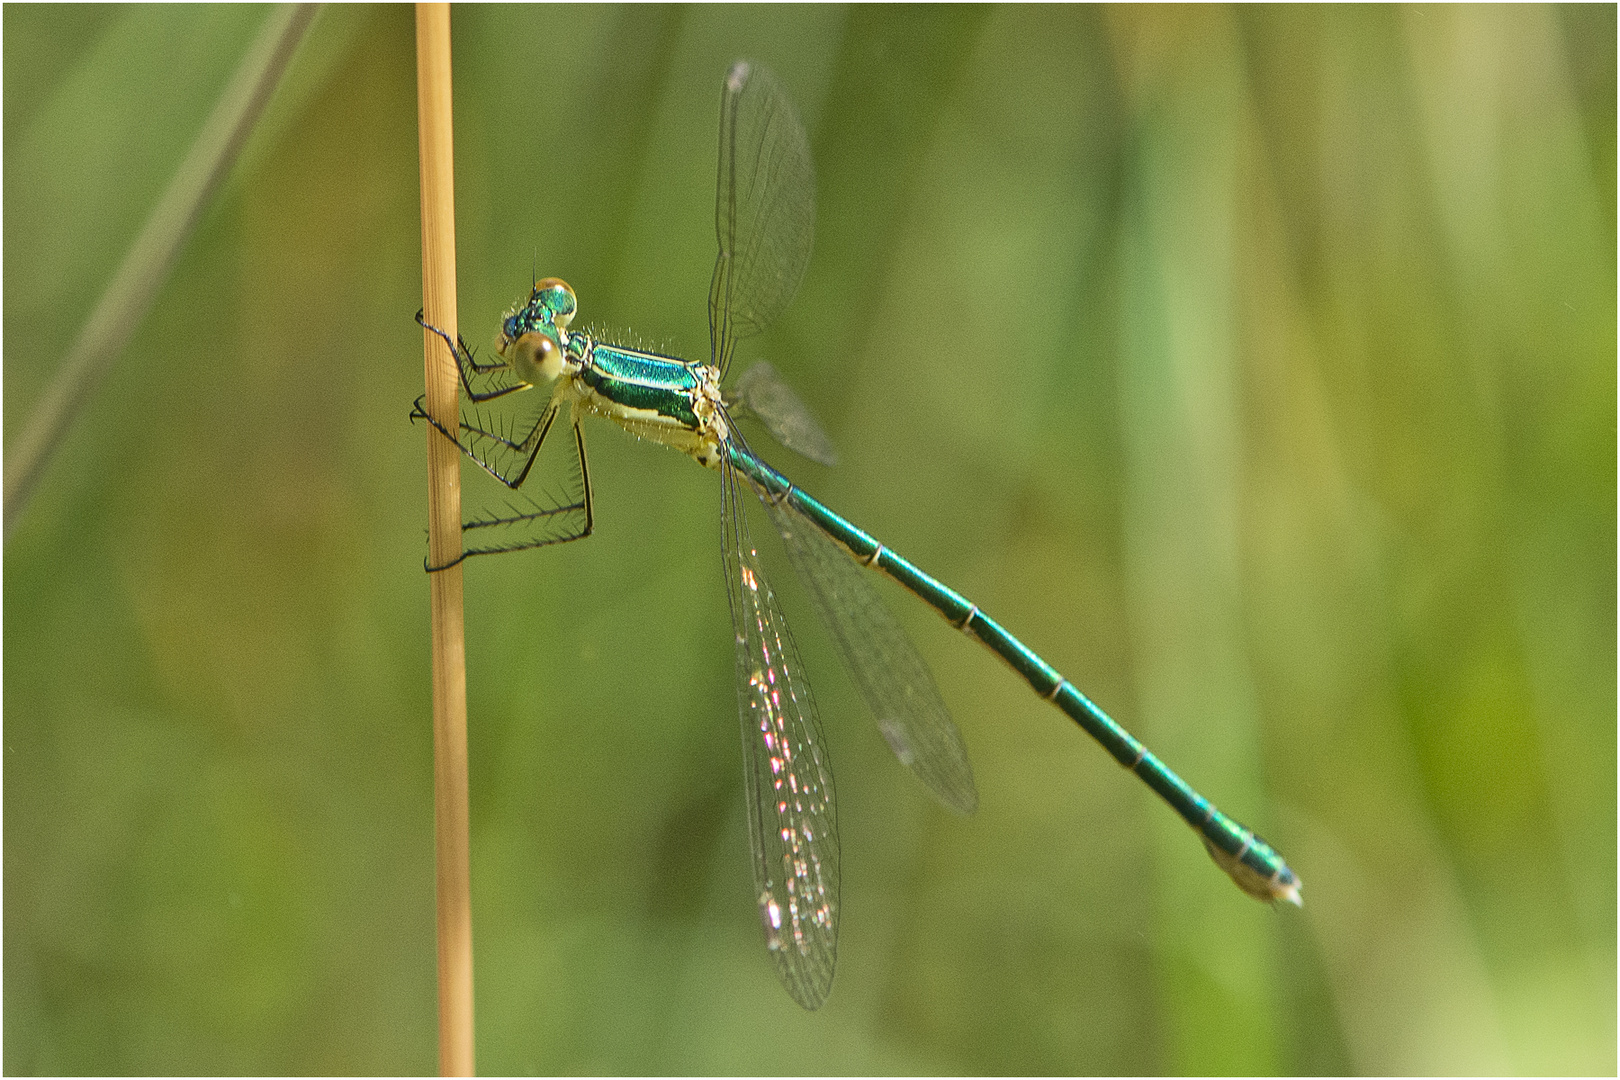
[709, 60, 815, 379]
[765, 498, 978, 814]
[730, 361, 839, 467]
[720, 460, 838, 1009]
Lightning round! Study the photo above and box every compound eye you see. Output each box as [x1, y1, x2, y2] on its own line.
[534, 277, 578, 330]
[513, 331, 562, 385]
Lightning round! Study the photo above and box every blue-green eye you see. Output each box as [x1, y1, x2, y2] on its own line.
[534, 278, 577, 328]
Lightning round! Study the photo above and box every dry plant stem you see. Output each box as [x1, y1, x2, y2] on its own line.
[416, 4, 475, 1075]
[2, 3, 317, 542]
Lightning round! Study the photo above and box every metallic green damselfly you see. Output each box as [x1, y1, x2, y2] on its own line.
[414, 61, 1300, 1012]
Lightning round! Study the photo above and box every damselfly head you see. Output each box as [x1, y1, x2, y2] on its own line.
[496, 278, 577, 386]
[496, 277, 576, 350]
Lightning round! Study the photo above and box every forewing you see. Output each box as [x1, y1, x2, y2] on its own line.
[709, 61, 815, 378]
[720, 462, 838, 1009]
[766, 499, 978, 814]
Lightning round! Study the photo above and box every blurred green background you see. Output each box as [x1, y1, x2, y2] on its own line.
[5, 4, 1614, 1074]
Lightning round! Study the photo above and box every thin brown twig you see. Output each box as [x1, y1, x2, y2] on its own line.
[415, 4, 474, 1075]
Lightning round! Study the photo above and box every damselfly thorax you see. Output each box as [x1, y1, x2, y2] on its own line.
[497, 277, 733, 469]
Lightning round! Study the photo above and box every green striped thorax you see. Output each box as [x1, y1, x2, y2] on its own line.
[496, 278, 733, 469]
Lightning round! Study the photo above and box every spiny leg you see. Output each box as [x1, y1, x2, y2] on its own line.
[431, 415, 595, 571]
[412, 394, 562, 491]
[417, 310, 528, 403]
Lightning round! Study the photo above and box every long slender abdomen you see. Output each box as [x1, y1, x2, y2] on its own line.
[725, 443, 1301, 905]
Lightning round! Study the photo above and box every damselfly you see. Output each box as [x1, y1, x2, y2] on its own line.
[415, 61, 1300, 1011]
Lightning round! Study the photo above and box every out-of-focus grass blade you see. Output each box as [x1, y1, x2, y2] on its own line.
[3, 4, 317, 540]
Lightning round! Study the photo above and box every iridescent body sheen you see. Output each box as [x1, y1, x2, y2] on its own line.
[414, 60, 1299, 1013]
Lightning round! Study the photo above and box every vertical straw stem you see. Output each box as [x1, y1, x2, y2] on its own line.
[415, 5, 474, 1075]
